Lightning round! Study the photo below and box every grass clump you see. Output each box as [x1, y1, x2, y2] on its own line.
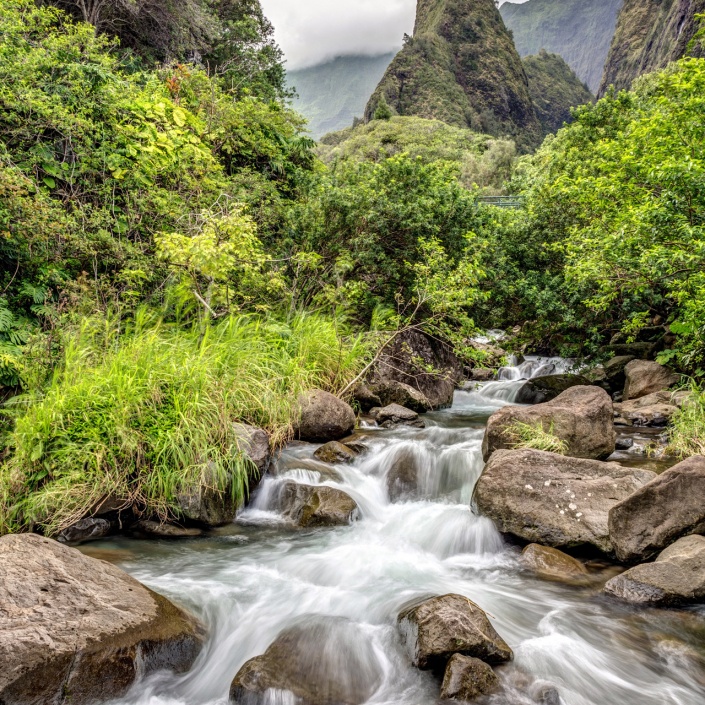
[666, 388, 705, 458]
[506, 421, 568, 455]
[0, 312, 367, 536]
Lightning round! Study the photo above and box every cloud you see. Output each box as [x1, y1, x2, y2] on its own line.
[259, 0, 529, 70]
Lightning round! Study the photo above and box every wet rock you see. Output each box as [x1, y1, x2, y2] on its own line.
[520, 544, 589, 583]
[615, 389, 690, 427]
[351, 383, 382, 412]
[0, 534, 204, 705]
[367, 329, 463, 409]
[604, 535, 705, 607]
[398, 593, 512, 670]
[440, 653, 500, 701]
[276, 481, 359, 527]
[234, 423, 272, 476]
[467, 368, 496, 382]
[475, 449, 657, 554]
[229, 616, 382, 705]
[314, 441, 357, 465]
[294, 390, 356, 443]
[482, 386, 615, 462]
[344, 441, 368, 456]
[615, 437, 634, 450]
[58, 517, 112, 544]
[369, 379, 432, 413]
[609, 455, 705, 563]
[532, 682, 563, 705]
[386, 448, 420, 501]
[133, 520, 203, 538]
[623, 360, 679, 400]
[515, 374, 591, 405]
[373, 403, 425, 429]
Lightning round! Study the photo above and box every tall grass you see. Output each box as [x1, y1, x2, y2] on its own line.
[666, 386, 705, 458]
[0, 311, 368, 535]
[506, 421, 568, 455]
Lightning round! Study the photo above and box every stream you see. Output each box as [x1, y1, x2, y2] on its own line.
[83, 358, 705, 705]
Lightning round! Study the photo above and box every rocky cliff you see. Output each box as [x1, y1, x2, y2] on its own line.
[599, 0, 705, 96]
[365, 0, 542, 151]
[501, 0, 622, 94]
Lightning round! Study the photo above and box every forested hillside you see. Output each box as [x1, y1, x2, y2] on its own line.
[288, 54, 396, 138]
[599, 0, 705, 95]
[500, 0, 621, 93]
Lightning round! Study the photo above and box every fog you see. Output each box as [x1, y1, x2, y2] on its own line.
[260, 0, 529, 70]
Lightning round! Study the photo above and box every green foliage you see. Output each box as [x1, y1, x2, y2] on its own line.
[506, 421, 568, 455]
[372, 97, 393, 121]
[666, 386, 705, 458]
[0, 312, 368, 535]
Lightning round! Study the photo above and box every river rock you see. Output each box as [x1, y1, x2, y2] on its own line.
[398, 594, 512, 670]
[133, 520, 203, 538]
[314, 441, 357, 464]
[520, 544, 589, 583]
[230, 617, 383, 705]
[604, 535, 705, 606]
[482, 386, 615, 462]
[58, 517, 112, 544]
[294, 390, 356, 442]
[515, 374, 591, 405]
[623, 361, 679, 400]
[468, 368, 495, 382]
[475, 449, 657, 554]
[369, 379, 432, 413]
[234, 423, 272, 475]
[613, 390, 690, 427]
[373, 403, 425, 429]
[386, 447, 420, 501]
[367, 329, 463, 409]
[276, 481, 359, 527]
[609, 455, 705, 564]
[351, 384, 382, 412]
[440, 653, 500, 701]
[0, 534, 204, 705]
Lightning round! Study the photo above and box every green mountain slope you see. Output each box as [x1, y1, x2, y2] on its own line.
[523, 50, 594, 137]
[287, 54, 396, 139]
[500, 0, 621, 94]
[365, 0, 542, 151]
[599, 0, 705, 96]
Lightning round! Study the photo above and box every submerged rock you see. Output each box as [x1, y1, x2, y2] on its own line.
[520, 544, 589, 584]
[440, 653, 500, 701]
[314, 441, 357, 465]
[623, 360, 679, 400]
[475, 449, 656, 554]
[609, 455, 705, 563]
[276, 481, 359, 527]
[0, 534, 204, 705]
[398, 593, 512, 670]
[604, 535, 705, 607]
[229, 616, 383, 705]
[386, 447, 420, 501]
[482, 386, 615, 461]
[373, 403, 425, 429]
[294, 390, 356, 442]
[515, 374, 591, 405]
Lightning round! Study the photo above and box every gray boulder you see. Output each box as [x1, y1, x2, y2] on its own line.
[609, 455, 705, 563]
[398, 594, 512, 670]
[369, 379, 432, 413]
[351, 384, 382, 412]
[58, 517, 112, 544]
[0, 534, 204, 705]
[475, 449, 657, 554]
[314, 441, 357, 465]
[515, 374, 591, 405]
[234, 423, 272, 475]
[623, 360, 679, 400]
[604, 535, 705, 606]
[294, 390, 356, 442]
[230, 617, 382, 705]
[275, 481, 359, 527]
[440, 653, 500, 701]
[482, 386, 615, 462]
[373, 403, 425, 429]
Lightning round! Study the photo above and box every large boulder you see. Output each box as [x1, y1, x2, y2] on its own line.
[294, 390, 356, 442]
[230, 617, 383, 705]
[440, 653, 500, 701]
[475, 449, 657, 554]
[608, 455, 705, 564]
[0, 534, 204, 705]
[614, 390, 689, 427]
[515, 374, 591, 405]
[604, 535, 705, 607]
[275, 481, 359, 527]
[177, 424, 271, 526]
[398, 594, 512, 670]
[368, 380, 432, 413]
[372, 403, 425, 429]
[482, 386, 615, 462]
[367, 329, 463, 409]
[623, 360, 679, 400]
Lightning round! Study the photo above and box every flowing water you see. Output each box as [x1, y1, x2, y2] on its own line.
[85, 359, 705, 705]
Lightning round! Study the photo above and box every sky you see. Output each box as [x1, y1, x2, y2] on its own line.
[260, 0, 528, 70]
